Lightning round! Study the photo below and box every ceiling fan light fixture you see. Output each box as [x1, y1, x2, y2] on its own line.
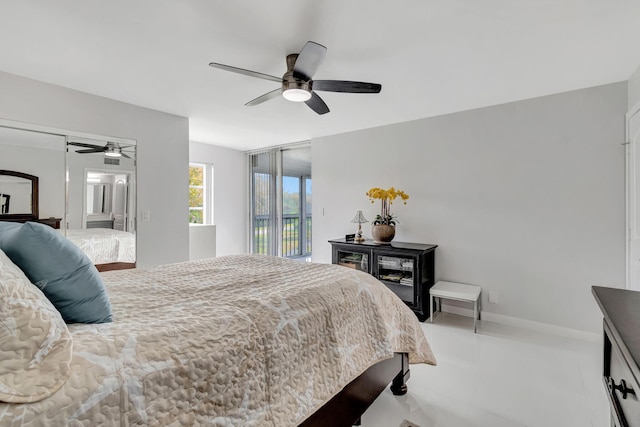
[282, 88, 311, 102]
[104, 145, 122, 158]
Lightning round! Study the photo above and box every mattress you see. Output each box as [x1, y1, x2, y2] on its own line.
[1, 254, 435, 426]
[65, 228, 135, 264]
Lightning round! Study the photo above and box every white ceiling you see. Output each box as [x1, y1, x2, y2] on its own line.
[0, 1, 639, 151]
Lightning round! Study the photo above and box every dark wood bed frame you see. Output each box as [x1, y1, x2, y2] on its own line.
[95, 262, 136, 272]
[300, 352, 410, 427]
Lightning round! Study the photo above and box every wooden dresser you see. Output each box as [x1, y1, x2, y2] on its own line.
[0, 217, 62, 229]
[592, 286, 640, 427]
[34, 217, 62, 229]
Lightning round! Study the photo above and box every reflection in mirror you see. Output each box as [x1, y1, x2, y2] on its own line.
[0, 125, 64, 221]
[87, 183, 111, 215]
[0, 176, 30, 214]
[83, 171, 132, 232]
[0, 194, 7, 214]
[0, 170, 39, 220]
[66, 138, 136, 269]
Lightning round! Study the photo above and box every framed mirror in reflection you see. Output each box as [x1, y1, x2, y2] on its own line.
[0, 170, 38, 220]
[87, 182, 111, 215]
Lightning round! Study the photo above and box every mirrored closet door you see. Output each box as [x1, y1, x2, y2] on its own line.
[0, 125, 66, 220]
[0, 121, 137, 270]
[66, 137, 137, 269]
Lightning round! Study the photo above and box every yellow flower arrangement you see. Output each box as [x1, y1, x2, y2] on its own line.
[366, 187, 409, 226]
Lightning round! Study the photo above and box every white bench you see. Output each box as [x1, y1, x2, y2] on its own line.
[429, 281, 482, 333]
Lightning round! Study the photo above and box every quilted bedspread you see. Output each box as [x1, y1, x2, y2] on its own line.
[65, 228, 136, 264]
[1, 254, 435, 426]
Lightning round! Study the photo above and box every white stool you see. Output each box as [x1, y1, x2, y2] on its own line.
[430, 281, 482, 333]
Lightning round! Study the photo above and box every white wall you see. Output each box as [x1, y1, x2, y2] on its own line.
[0, 70, 189, 266]
[629, 63, 640, 110]
[313, 82, 627, 333]
[189, 141, 247, 256]
[189, 224, 217, 260]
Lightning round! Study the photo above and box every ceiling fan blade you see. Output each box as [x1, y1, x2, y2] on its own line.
[75, 148, 105, 154]
[209, 62, 281, 83]
[313, 80, 382, 93]
[293, 41, 327, 81]
[305, 91, 330, 115]
[121, 152, 131, 159]
[245, 88, 282, 106]
[68, 142, 103, 149]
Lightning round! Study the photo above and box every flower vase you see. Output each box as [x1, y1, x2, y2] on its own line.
[371, 224, 395, 243]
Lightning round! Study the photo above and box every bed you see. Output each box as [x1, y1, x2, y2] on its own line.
[65, 227, 136, 270]
[0, 245, 436, 425]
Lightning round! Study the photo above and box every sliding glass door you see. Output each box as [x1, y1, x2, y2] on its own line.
[281, 148, 312, 258]
[249, 144, 311, 258]
[250, 150, 277, 255]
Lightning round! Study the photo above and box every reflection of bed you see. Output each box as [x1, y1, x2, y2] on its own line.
[65, 228, 135, 268]
[2, 254, 436, 426]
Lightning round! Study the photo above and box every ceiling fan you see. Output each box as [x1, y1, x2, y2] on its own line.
[209, 41, 382, 115]
[67, 141, 132, 159]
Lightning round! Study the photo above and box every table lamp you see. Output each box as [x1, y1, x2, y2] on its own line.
[350, 210, 368, 243]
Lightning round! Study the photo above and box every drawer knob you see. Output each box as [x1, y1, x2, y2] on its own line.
[608, 377, 636, 400]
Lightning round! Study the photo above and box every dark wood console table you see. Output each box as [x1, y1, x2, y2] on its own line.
[592, 286, 640, 427]
[329, 239, 437, 321]
[35, 217, 62, 229]
[0, 217, 62, 229]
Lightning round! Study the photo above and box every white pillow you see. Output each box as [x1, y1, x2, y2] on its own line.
[0, 248, 73, 403]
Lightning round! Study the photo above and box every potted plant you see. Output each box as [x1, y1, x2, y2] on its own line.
[366, 187, 409, 243]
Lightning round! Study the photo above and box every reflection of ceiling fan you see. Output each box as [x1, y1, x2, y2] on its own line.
[68, 141, 131, 159]
[209, 41, 382, 115]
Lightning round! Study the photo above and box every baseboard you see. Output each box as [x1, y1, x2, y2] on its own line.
[439, 304, 600, 342]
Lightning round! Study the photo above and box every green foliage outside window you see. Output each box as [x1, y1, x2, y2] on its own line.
[190, 166, 203, 186]
[189, 210, 203, 224]
[189, 165, 204, 224]
[282, 191, 300, 215]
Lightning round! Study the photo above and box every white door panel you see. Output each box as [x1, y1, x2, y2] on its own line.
[628, 110, 640, 290]
[114, 179, 126, 231]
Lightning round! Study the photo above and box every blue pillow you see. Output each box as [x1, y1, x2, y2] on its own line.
[0, 222, 112, 324]
[0, 221, 21, 237]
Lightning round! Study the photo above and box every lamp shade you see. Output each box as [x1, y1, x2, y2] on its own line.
[350, 210, 368, 224]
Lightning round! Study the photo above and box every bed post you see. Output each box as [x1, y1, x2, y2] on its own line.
[298, 352, 409, 426]
[390, 352, 409, 395]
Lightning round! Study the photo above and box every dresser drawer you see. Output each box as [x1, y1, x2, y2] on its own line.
[604, 322, 640, 427]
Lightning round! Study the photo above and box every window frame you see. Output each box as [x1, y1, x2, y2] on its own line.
[189, 163, 213, 225]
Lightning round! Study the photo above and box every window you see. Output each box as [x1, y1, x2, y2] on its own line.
[189, 163, 212, 224]
[248, 145, 311, 258]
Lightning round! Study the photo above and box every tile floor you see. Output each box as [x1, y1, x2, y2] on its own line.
[361, 312, 610, 427]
